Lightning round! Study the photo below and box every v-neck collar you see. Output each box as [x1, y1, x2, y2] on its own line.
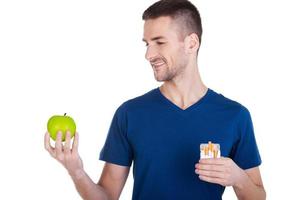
[155, 87, 213, 115]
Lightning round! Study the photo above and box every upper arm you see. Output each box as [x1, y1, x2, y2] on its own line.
[97, 162, 130, 200]
[245, 166, 264, 187]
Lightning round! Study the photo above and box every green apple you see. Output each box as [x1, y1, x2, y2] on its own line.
[47, 113, 76, 141]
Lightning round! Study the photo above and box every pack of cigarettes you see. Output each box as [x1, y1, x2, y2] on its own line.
[200, 141, 221, 159]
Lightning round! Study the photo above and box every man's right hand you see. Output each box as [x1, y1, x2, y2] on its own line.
[44, 130, 130, 200]
[44, 130, 84, 179]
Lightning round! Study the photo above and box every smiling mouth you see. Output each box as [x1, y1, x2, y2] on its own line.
[151, 62, 165, 70]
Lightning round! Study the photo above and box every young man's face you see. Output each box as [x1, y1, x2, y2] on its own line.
[143, 16, 188, 82]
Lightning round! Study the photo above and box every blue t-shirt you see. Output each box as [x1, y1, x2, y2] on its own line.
[99, 88, 261, 200]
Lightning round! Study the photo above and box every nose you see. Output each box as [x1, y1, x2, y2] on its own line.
[145, 45, 157, 61]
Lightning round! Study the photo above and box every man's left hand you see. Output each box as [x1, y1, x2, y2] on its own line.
[195, 157, 245, 187]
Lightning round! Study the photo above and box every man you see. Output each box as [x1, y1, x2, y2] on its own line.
[44, 0, 266, 199]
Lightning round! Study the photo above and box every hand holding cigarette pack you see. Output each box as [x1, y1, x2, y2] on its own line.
[200, 141, 221, 159]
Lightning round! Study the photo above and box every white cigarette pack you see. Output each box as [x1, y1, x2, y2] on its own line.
[200, 141, 221, 159]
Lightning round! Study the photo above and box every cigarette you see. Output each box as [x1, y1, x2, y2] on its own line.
[200, 141, 221, 159]
[213, 149, 218, 158]
[208, 141, 212, 152]
[205, 146, 208, 156]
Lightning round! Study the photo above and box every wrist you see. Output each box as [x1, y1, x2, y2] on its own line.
[69, 168, 86, 180]
[234, 168, 249, 190]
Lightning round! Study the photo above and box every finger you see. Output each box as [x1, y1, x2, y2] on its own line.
[64, 130, 71, 155]
[44, 132, 55, 157]
[195, 163, 225, 172]
[72, 132, 79, 153]
[55, 131, 64, 161]
[199, 158, 226, 165]
[197, 169, 226, 179]
[199, 174, 225, 185]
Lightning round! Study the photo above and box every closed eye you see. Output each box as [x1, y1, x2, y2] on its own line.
[143, 41, 165, 47]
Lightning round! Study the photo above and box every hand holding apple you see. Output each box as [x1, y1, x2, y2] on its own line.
[44, 130, 85, 179]
[45, 114, 84, 179]
[47, 113, 76, 142]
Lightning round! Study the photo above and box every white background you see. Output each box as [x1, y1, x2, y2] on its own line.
[0, 0, 300, 199]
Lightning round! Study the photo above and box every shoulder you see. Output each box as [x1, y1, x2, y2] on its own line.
[209, 88, 251, 118]
[116, 88, 159, 114]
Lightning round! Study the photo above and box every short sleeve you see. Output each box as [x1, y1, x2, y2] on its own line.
[231, 106, 262, 170]
[99, 105, 133, 167]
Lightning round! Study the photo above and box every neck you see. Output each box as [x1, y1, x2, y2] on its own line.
[159, 63, 208, 110]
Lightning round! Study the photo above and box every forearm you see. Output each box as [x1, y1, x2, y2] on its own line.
[233, 171, 266, 200]
[70, 169, 109, 200]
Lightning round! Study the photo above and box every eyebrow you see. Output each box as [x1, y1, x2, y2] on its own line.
[142, 36, 166, 43]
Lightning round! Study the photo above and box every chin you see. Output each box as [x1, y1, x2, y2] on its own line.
[155, 76, 170, 82]
[154, 72, 165, 81]
[154, 76, 164, 82]
[153, 71, 172, 82]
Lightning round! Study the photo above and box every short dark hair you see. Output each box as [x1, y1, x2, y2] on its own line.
[142, 0, 202, 44]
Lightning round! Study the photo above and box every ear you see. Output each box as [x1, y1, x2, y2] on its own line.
[184, 33, 200, 54]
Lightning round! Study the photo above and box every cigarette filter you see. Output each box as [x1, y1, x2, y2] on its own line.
[200, 141, 221, 159]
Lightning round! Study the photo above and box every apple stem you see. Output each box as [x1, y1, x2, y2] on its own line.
[64, 113, 66, 116]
